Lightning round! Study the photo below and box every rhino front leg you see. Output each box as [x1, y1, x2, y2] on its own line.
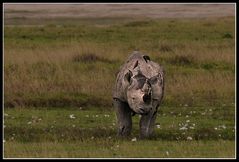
[113, 98, 132, 137]
[139, 109, 157, 138]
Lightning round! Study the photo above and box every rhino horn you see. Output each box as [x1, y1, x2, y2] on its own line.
[133, 60, 139, 69]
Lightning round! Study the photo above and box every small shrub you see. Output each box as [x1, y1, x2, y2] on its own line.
[30, 62, 57, 79]
[72, 53, 114, 64]
[5, 64, 19, 75]
[169, 55, 194, 66]
[124, 20, 151, 27]
[160, 44, 173, 52]
[222, 33, 233, 39]
[201, 63, 217, 70]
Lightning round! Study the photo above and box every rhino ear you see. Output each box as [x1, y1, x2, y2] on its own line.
[124, 70, 133, 83]
[143, 55, 150, 63]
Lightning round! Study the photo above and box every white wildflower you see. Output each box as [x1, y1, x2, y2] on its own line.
[95, 115, 99, 117]
[166, 151, 169, 156]
[179, 126, 188, 130]
[156, 124, 161, 129]
[91, 136, 94, 140]
[85, 115, 89, 118]
[187, 136, 193, 140]
[69, 114, 76, 119]
[186, 120, 190, 123]
[27, 121, 32, 125]
[221, 125, 226, 129]
[131, 137, 137, 142]
[4, 113, 9, 117]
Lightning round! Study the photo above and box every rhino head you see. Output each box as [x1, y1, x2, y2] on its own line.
[123, 61, 159, 115]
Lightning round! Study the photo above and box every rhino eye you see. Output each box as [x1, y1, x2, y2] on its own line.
[124, 70, 133, 83]
[149, 76, 158, 85]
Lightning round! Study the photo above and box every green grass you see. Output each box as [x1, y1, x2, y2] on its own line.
[3, 107, 235, 158]
[4, 106, 235, 140]
[4, 15, 235, 158]
[4, 140, 235, 158]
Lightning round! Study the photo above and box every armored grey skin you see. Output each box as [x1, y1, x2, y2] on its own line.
[113, 51, 164, 138]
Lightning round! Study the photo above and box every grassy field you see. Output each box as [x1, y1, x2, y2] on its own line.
[3, 10, 235, 158]
[3, 107, 235, 158]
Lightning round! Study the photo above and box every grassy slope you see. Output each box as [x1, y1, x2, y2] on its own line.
[4, 16, 235, 158]
[4, 17, 235, 108]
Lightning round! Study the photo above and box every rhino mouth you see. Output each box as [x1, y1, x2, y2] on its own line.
[138, 108, 150, 115]
[130, 107, 150, 115]
[140, 112, 149, 115]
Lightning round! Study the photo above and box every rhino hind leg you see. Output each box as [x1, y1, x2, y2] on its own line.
[113, 98, 132, 137]
[139, 109, 157, 138]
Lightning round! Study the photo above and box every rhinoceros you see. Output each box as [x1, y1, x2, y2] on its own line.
[113, 51, 164, 138]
